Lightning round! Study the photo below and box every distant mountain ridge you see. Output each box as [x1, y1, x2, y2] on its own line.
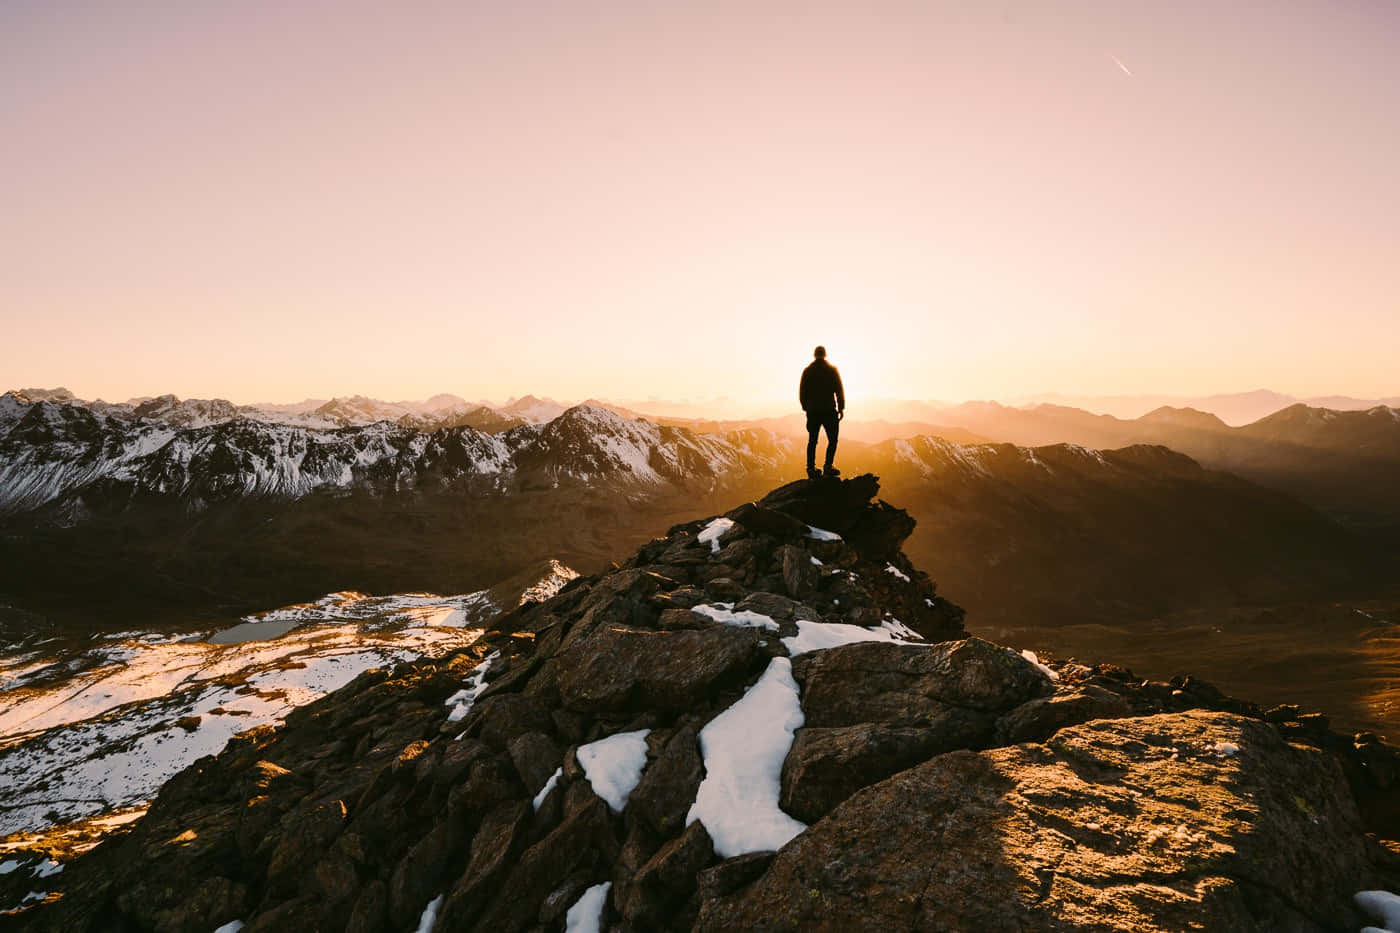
[0, 389, 566, 435]
[915, 399, 1400, 526]
[1017, 388, 1400, 424]
[7, 385, 1400, 531]
[3, 388, 1392, 636]
[839, 437, 1380, 627]
[0, 396, 794, 519]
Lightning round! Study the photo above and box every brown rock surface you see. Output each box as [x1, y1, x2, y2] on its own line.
[555, 624, 765, 712]
[699, 712, 1392, 932]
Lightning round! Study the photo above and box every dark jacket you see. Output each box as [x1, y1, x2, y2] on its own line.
[799, 359, 845, 413]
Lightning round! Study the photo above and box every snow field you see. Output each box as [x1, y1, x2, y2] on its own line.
[0, 606, 487, 836]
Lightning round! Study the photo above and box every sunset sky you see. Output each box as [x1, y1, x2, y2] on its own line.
[3, 0, 1398, 410]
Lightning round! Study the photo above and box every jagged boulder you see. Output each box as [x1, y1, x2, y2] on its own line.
[757, 474, 882, 538]
[555, 624, 766, 712]
[995, 684, 1134, 744]
[795, 638, 1052, 726]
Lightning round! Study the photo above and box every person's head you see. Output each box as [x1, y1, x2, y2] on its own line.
[813, 345, 826, 360]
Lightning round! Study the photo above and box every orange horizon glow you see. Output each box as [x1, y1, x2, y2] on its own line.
[4, 1, 1398, 406]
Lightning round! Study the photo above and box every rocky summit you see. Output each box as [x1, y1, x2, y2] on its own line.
[7, 476, 1399, 931]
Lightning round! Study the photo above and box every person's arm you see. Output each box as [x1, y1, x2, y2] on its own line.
[834, 367, 845, 416]
[799, 368, 809, 409]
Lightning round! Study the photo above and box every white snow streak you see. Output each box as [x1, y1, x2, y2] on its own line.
[692, 603, 779, 632]
[445, 652, 500, 723]
[414, 894, 444, 933]
[533, 767, 562, 811]
[564, 882, 611, 933]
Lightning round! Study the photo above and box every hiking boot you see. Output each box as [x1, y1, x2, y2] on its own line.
[806, 466, 822, 480]
[823, 466, 841, 478]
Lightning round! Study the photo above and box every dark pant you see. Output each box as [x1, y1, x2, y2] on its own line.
[805, 410, 840, 470]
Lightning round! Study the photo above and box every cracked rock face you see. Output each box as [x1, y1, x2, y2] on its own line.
[8, 475, 1398, 931]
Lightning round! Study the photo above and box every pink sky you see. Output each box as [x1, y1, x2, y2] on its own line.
[3, 1, 1397, 406]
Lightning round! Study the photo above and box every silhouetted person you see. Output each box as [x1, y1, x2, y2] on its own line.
[799, 345, 845, 479]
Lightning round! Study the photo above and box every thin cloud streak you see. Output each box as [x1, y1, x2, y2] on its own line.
[1110, 54, 1134, 77]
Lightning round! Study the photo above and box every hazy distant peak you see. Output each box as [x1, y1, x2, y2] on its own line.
[11, 387, 77, 403]
[1367, 405, 1400, 421]
[1137, 406, 1229, 430]
[418, 393, 470, 410]
[1251, 402, 1327, 425]
[951, 400, 1015, 414]
[1029, 402, 1116, 418]
[501, 394, 568, 422]
[552, 402, 636, 428]
[251, 398, 329, 413]
[1202, 389, 1295, 405]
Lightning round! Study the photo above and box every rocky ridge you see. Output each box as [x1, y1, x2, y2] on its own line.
[5, 476, 1399, 930]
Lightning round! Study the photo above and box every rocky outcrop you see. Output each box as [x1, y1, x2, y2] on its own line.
[8, 475, 1398, 931]
[701, 711, 1385, 932]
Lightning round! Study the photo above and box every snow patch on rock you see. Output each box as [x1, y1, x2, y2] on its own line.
[1020, 649, 1061, 682]
[686, 657, 807, 858]
[692, 603, 779, 632]
[413, 894, 444, 933]
[698, 518, 735, 554]
[578, 729, 651, 813]
[565, 881, 611, 933]
[1354, 890, 1400, 933]
[782, 620, 920, 657]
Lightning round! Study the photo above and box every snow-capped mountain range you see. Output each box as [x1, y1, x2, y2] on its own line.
[5, 388, 572, 433]
[0, 390, 794, 519]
